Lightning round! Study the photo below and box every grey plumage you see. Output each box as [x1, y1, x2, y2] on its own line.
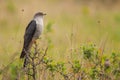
[20, 20, 36, 58]
[20, 12, 46, 67]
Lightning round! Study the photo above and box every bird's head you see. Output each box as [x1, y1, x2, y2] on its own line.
[34, 12, 46, 18]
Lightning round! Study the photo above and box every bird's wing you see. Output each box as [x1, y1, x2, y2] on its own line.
[23, 20, 36, 50]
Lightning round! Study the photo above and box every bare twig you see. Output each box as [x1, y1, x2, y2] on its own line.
[35, 47, 48, 66]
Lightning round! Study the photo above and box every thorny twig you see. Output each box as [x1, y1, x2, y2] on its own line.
[35, 47, 48, 66]
[24, 43, 48, 80]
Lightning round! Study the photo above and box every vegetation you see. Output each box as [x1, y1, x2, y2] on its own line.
[0, 0, 120, 80]
[1, 42, 120, 80]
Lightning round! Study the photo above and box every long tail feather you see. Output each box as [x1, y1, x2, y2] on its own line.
[20, 50, 26, 58]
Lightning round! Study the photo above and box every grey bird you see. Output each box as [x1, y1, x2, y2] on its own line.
[20, 12, 46, 59]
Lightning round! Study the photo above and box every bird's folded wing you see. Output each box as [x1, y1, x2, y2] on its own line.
[23, 20, 37, 49]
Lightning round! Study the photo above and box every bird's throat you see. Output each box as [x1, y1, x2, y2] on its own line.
[34, 16, 43, 26]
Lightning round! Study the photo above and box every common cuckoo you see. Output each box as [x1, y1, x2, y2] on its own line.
[20, 12, 46, 59]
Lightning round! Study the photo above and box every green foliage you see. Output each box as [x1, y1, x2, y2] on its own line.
[56, 62, 66, 73]
[45, 59, 66, 73]
[82, 43, 96, 59]
[45, 22, 53, 33]
[44, 21, 53, 34]
[9, 64, 17, 80]
[43, 57, 53, 64]
[72, 60, 81, 73]
[47, 61, 57, 72]
[1, 43, 120, 80]
[6, 0, 16, 13]
[90, 67, 99, 79]
[41, 43, 120, 80]
[44, 22, 54, 49]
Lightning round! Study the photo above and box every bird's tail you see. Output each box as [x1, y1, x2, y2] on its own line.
[20, 49, 26, 58]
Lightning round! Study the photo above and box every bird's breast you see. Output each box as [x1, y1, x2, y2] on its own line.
[33, 24, 43, 39]
[37, 24, 43, 33]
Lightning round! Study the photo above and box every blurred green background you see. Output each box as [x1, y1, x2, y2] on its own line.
[0, 0, 120, 65]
